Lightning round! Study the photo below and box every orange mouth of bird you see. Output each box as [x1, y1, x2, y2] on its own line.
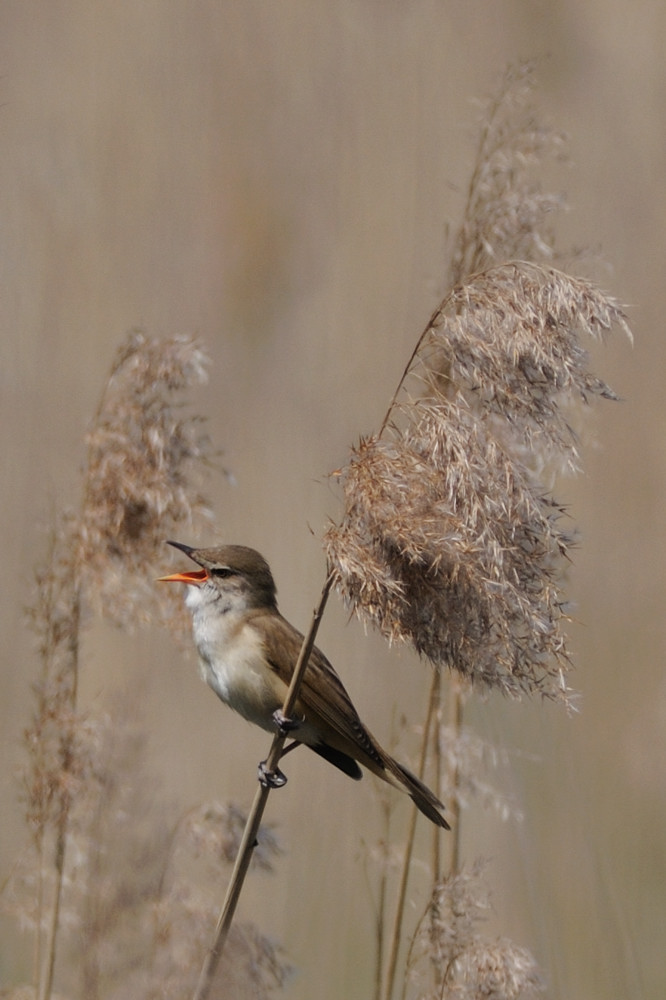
[158, 568, 209, 585]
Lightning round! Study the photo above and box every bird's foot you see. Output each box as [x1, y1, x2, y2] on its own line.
[258, 759, 288, 788]
[272, 708, 303, 735]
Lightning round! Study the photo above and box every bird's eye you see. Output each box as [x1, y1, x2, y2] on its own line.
[210, 567, 234, 579]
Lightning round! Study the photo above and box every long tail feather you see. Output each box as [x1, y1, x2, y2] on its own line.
[394, 762, 450, 829]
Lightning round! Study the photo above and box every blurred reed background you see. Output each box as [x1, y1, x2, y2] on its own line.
[1, 3, 663, 999]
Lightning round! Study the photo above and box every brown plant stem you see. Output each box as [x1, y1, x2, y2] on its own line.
[431, 667, 444, 885]
[445, 675, 464, 877]
[34, 846, 45, 988]
[378, 304, 444, 439]
[429, 668, 445, 996]
[192, 573, 334, 1000]
[372, 797, 391, 1000]
[38, 587, 81, 1000]
[384, 667, 440, 1000]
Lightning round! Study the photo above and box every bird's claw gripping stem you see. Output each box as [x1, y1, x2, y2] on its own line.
[258, 760, 288, 788]
[272, 708, 302, 735]
[258, 713, 303, 787]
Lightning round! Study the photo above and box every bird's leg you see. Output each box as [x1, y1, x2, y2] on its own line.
[272, 708, 303, 735]
[258, 712, 304, 787]
[257, 759, 288, 788]
[257, 740, 303, 787]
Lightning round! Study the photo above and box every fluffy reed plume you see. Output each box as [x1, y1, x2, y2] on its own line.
[23, 329, 214, 858]
[325, 65, 623, 703]
[448, 60, 566, 287]
[68, 702, 287, 1000]
[439, 723, 521, 823]
[326, 64, 631, 1000]
[325, 263, 628, 702]
[77, 330, 215, 627]
[406, 864, 544, 1000]
[9, 695, 288, 1000]
[9, 332, 289, 1000]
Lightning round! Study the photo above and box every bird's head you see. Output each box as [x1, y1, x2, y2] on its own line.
[159, 541, 278, 611]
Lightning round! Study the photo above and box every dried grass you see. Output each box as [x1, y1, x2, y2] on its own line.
[7, 331, 289, 1000]
[326, 264, 629, 703]
[406, 863, 545, 1000]
[77, 330, 216, 627]
[324, 63, 632, 1000]
[448, 60, 567, 286]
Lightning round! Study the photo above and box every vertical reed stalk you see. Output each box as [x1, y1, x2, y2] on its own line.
[429, 669, 445, 997]
[19, 332, 214, 999]
[192, 574, 333, 1000]
[445, 676, 464, 878]
[38, 587, 80, 1000]
[383, 669, 440, 1000]
[373, 797, 391, 1000]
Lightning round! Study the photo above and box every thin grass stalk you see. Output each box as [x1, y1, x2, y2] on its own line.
[18, 332, 214, 999]
[429, 668, 444, 996]
[38, 586, 81, 1000]
[385, 791, 418, 1000]
[36, 395, 102, 1000]
[400, 888, 435, 1000]
[39, 820, 66, 1000]
[378, 548, 461, 1000]
[384, 668, 439, 1000]
[377, 287, 457, 1000]
[445, 676, 464, 877]
[192, 574, 334, 1000]
[378, 304, 445, 439]
[192, 781, 272, 1000]
[34, 846, 45, 988]
[373, 798, 391, 1000]
[430, 668, 443, 886]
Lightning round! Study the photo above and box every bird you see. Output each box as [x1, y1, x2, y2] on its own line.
[159, 541, 449, 829]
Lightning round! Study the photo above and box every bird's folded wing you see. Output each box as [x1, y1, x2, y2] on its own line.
[255, 610, 385, 768]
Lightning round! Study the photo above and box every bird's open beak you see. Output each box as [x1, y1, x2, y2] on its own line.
[159, 540, 208, 584]
[158, 568, 209, 585]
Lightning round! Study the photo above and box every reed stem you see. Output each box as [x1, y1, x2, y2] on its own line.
[192, 573, 334, 1000]
[384, 668, 440, 1000]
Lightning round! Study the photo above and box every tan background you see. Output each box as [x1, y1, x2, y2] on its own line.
[1, 3, 664, 998]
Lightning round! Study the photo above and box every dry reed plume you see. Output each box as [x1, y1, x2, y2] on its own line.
[77, 330, 215, 627]
[325, 262, 629, 703]
[405, 863, 544, 1000]
[447, 60, 567, 286]
[5, 332, 289, 1000]
[322, 63, 631, 1000]
[325, 63, 629, 707]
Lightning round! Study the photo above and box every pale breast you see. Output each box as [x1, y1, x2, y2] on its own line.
[194, 616, 286, 732]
